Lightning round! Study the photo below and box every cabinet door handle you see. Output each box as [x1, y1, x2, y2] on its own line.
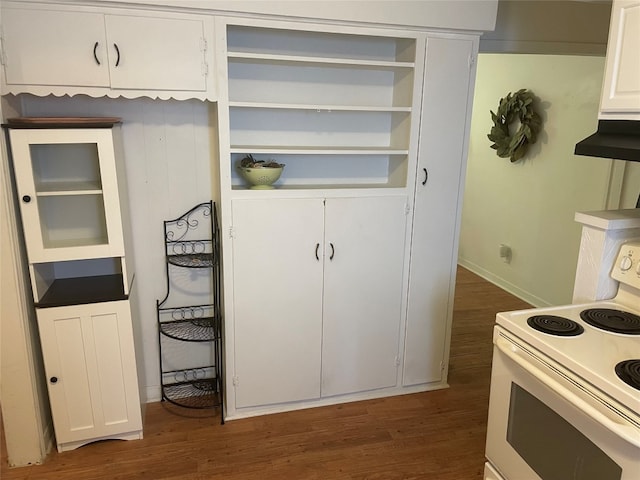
[114, 43, 121, 67]
[329, 243, 335, 260]
[50, 376, 58, 384]
[315, 243, 320, 261]
[93, 42, 101, 65]
[22, 195, 31, 203]
[422, 168, 428, 186]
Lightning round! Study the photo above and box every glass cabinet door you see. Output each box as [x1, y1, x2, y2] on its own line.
[9, 127, 125, 263]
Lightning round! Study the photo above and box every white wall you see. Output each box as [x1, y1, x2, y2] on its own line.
[480, 0, 610, 55]
[458, 54, 620, 307]
[15, 95, 217, 403]
[0, 97, 52, 466]
[621, 162, 640, 207]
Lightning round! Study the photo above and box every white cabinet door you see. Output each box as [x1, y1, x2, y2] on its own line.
[403, 37, 475, 386]
[9, 127, 125, 263]
[37, 300, 142, 451]
[600, 1, 640, 113]
[1, 8, 210, 95]
[321, 196, 407, 397]
[104, 15, 208, 92]
[231, 198, 324, 408]
[231, 196, 407, 408]
[1, 8, 109, 87]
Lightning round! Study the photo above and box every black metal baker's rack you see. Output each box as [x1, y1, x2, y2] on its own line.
[156, 201, 223, 423]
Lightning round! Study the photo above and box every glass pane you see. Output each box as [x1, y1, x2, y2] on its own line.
[507, 383, 622, 480]
[37, 194, 108, 248]
[30, 143, 102, 192]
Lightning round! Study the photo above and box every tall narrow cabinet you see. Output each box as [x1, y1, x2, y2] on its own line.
[5, 118, 143, 452]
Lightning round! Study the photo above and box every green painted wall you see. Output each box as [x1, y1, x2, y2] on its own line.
[458, 53, 625, 307]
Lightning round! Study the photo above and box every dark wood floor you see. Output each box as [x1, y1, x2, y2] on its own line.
[1, 266, 530, 480]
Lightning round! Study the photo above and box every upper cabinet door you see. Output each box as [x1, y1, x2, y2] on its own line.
[600, 0, 640, 113]
[104, 15, 208, 92]
[8, 127, 125, 263]
[2, 8, 109, 87]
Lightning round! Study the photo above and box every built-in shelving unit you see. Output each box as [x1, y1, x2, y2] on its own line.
[225, 24, 419, 190]
[156, 201, 224, 420]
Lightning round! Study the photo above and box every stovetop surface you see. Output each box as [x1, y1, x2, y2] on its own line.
[496, 300, 640, 414]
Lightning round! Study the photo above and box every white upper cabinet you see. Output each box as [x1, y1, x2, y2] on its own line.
[1, 9, 110, 87]
[600, 0, 640, 115]
[104, 14, 208, 92]
[0, 5, 215, 100]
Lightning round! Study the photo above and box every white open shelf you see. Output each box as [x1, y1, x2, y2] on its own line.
[226, 25, 416, 62]
[228, 61, 414, 108]
[230, 153, 408, 190]
[30, 142, 102, 191]
[226, 23, 417, 192]
[30, 257, 127, 307]
[37, 194, 109, 249]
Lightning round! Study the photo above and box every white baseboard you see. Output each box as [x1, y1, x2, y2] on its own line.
[146, 386, 162, 403]
[458, 258, 551, 308]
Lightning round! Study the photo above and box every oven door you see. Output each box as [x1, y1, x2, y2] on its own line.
[485, 327, 640, 480]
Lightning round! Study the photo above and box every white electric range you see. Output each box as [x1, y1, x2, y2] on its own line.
[484, 241, 640, 480]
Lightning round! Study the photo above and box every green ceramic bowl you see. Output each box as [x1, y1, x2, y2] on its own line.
[238, 166, 284, 189]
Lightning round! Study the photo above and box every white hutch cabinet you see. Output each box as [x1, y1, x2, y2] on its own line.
[216, 19, 479, 417]
[5, 119, 143, 452]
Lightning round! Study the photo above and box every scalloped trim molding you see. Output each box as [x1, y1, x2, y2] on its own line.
[1, 85, 215, 102]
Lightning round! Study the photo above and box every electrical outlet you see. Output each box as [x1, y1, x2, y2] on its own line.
[499, 244, 512, 263]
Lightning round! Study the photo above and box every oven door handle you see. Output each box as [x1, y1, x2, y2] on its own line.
[496, 335, 640, 448]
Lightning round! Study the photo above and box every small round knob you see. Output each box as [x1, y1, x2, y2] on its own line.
[620, 256, 633, 271]
[50, 376, 58, 384]
[22, 195, 31, 203]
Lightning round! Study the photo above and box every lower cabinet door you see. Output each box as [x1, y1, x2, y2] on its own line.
[231, 196, 407, 408]
[231, 198, 324, 408]
[37, 300, 142, 451]
[321, 196, 407, 397]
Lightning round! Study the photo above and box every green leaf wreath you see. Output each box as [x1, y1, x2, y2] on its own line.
[487, 89, 542, 163]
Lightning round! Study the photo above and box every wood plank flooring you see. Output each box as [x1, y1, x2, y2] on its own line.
[1, 266, 531, 480]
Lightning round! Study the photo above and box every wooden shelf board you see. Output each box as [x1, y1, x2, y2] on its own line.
[42, 236, 109, 249]
[5, 117, 121, 128]
[229, 146, 409, 155]
[230, 184, 408, 193]
[228, 102, 412, 112]
[36, 274, 126, 308]
[35, 181, 102, 195]
[227, 52, 414, 69]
